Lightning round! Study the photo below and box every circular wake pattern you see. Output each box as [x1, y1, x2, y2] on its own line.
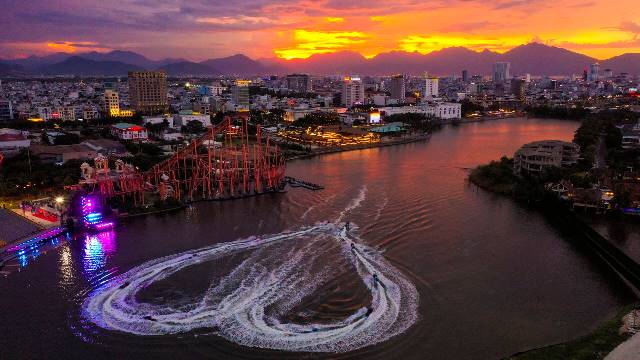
[82, 222, 419, 353]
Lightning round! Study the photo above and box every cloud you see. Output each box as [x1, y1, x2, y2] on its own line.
[195, 16, 280, 27]
[619, 21, 640, 39]
[399, 34, 526, 53]
[0, 0, 639, 60]
[274, 30, 368, 59]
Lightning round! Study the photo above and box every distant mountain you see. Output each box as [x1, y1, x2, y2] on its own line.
[3, 53, 73, 70]
[420, 47, 501, 75]
[80, 50, 156, 68]
[602, 53, 640, 75]
[200, 54, 271, 75]
[265, 51, 370, 75]
[259, 43, 619, 76]
[156, 61, 221, 76]
[502, 43, 596, 76]
[37, 56, 144, 76]
[3, 44, 640, 77]
[0, 62, 25, 76]
[79, 50, 187, 68]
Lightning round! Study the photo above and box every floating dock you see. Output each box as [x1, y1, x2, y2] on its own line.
[284, 176, 324, 190]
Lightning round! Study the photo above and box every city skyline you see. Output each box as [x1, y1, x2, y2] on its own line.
[1, 0, 640, 61]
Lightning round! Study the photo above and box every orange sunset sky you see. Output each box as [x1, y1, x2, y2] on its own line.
[1, 0, 639, 60]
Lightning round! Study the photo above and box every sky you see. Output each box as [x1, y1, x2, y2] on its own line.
[1, 0, 639, 61]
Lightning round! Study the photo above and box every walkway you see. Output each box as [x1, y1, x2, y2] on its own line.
[0, 208, 42, 246]
[606, 332, 640, 359]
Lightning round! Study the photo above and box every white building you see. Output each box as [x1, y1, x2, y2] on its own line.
[209, 85, 226, 96]
[173, 113, 211, 128]
[378, 106, 425, 117]
[379, 102, 461, 120]
[424, 75, 439, 98]
[425, 102, 462, 119]
[514, 140, 580, 174]
[144, 115, 175, 128]
[342, 76, 365, 106]
[104, 89, 120, 116]
[110, 123, 148, 140]
[0, 128, 30, 155]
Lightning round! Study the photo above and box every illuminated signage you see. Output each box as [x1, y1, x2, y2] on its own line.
[369, 112, 381, 124]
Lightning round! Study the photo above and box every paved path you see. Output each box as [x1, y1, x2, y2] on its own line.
[10, 208, 58, 228]
[606, 332, 640, 360]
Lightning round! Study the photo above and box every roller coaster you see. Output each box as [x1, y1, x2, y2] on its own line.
[68, 114, 286, 205]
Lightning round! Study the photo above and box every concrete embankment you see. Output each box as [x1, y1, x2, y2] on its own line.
[543, 202, 640, 292]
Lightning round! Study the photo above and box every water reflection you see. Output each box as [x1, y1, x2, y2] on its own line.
[58, 245, 75, 286]
[82, 230, 117, 275]
[13, 233, 68, 270]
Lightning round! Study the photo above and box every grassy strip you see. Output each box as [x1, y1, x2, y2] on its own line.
[508, 299, 636, 358]
[468, 157, 517, 195]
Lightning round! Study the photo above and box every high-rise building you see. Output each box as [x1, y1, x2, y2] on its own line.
[128, 71, 168, 115]
[286, 74, 312, 93]
[424, 74, 439, 98]
[341, 76, 365, 106]
[390, 74, 405, 102]
[588, 63, 600, 82]
[0, 99, 13, 122]
[462, 70, 469, 82]
[493, 62, 511, 83]
[511, 78, 525, 101]
[604, 68, 613, 79]
[231, 80, 251, 106]
[104, 90, 120, 116]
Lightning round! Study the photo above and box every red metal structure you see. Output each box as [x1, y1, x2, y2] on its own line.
[70, 115, 286, 205]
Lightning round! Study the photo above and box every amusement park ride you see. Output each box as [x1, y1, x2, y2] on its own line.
[66, 115, 286, 209]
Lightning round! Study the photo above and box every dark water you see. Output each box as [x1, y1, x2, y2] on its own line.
[0, 118, 634, 359]
[583, 215, 640, 263]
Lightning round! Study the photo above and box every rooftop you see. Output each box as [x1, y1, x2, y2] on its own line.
[112, 123, 146, 131]
[0, 134, 27, 142]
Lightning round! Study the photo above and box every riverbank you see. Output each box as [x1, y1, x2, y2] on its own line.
[284, 115, 527, 160]
[469, 162, 640, 358]
[510, 304, 636, 360]
[284, 132, 432, 161]
[468, 157, 517, 195]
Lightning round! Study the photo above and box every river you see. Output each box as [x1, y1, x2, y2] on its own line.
[0, 117, 634, 359]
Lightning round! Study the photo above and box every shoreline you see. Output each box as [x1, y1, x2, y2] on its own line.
[283, 132, 433, 161]
[468, 169, 640, 359]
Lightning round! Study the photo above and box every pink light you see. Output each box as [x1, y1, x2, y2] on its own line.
[95, 222, 114, 229]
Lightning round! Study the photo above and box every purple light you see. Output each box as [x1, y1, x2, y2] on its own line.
[79, 195, 114, 230]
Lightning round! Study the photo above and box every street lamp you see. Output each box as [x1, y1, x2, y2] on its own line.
[55, 197, 64, 204]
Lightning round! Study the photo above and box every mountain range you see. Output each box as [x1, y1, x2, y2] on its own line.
[1, 43, 639, 77]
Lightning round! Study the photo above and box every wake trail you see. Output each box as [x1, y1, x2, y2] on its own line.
[82, 191, 418, 353]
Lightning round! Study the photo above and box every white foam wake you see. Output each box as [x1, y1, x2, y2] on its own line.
[336, 185, 367, 222]
[82, 220, 418, 353]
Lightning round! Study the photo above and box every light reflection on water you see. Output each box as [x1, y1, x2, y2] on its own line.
[82, 230, 117, 275]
